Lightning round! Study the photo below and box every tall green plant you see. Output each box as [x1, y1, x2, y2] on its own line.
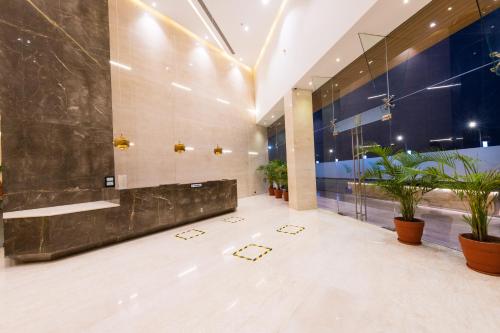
[276, 164, 288, 190]
[363, 146, 442, 222]
[427, 153, 500, 242]
[257, 160, 285, 188]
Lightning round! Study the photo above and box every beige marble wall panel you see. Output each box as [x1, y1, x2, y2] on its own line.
[109, 0, 266, 197]
[284, 89, 317, 210]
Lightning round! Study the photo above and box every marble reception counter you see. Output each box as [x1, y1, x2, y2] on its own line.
[3, 180, 237, 261]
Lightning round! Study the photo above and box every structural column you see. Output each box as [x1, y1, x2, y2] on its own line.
[284, 89, 317, 210]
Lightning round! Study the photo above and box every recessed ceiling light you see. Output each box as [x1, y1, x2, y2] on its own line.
[359, 70, 364, 74]
[403, 0, 409, 4]
[430, 22, 437, 28]
[335, 83, 338, 87]
[271, 115, 275, 118]
[336, 58, 341, 62]
[308, 81, 313, 86]
[262, 0, 270, 4]
[368, 60, 374, 64]
[165, 66, 170, 71]
[448, 6, 452, 11]
[189, 63, 193, 67]
[241, 23, 250, 32]
[239, 57, 243, 61]
[152, 2, 157, 8]
[204, 35, 209, 40]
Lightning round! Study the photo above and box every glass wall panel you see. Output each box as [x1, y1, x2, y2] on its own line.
[314, 1, 500, 249]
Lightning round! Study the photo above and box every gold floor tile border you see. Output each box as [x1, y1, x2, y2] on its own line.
[223, 216, 246, 224]
[175, 229, 206, 240]
[232, 243, 272, 262]
[276, 225, 305, 235]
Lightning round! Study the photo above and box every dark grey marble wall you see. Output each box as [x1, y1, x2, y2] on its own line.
[3, 180, 237, 261]
[0, 0, 114, 211]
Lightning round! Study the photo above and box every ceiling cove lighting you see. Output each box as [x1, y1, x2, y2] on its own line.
[216, 98, 230, 104]
[110, 60, 132, 71]
[132, 0, 251, 72]
[367, 93, 387, 100]
[426, 83, 461, 90]
[255, 0, 289, 69]
[171, 82, 192, 91]
[187, 0, 225, 51]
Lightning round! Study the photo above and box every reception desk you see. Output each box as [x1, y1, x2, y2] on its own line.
[3, 180, 237, 261]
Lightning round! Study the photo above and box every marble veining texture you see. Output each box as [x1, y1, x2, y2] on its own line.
[3, 180, 237, 261]
[0, 0, 115, 211]
[0, 195, 499, 332]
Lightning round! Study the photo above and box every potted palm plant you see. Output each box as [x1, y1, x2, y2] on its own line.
[279, 164, 289, 202]
[363, 146, 441, 245]
[271, 160, 285, 199]
[257, 162, 276, 196]
[275, 163, 288, 201]
[429, 153, 500, 275]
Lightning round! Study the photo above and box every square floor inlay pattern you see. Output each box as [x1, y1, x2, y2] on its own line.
[277, 225, 305, 235]
[223, 216, 246, 223]
[175, 229, 206, 240]
[233, 244, 272, 262]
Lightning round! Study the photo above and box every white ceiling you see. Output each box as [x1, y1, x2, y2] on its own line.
[146, 0, 282, 67]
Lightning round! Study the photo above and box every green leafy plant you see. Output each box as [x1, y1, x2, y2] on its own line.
[257, 160, 285, 188]
[363, 146, 443, 222]
[275, 164, 288, 190]
[427, 153, 500, 242]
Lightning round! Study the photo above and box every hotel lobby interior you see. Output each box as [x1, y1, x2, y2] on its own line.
[0, 0, 499, 332]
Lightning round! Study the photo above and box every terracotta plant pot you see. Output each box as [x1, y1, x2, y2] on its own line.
[283, 190, 289, 202]
[268, 186, 274, 196]
[459, 233, 500, 276]
[274, 189, 283, 199]
[393, 218, 425, 245]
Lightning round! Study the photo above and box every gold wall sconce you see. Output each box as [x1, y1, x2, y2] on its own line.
[113, 134, 130, 150]
[174, 142, 186, 153]
[213, 145, 223, 155]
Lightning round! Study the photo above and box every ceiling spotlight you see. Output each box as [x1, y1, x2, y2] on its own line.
[359, 70, 364, 74]
[430, 22, 437, 28]
[335, 83, 338, 87]
[204, 35, 209, 40]
[308, 81, 313, 86]
[403, 0, 409, 4]
[336, 58, 341, 62]
[241, 24, 250, 32]
[262, 0, 270, 4]
[239, 57, 243, 61]
[189, 63, 193, 67]
[152, 2, 157, 7]
[368, 60, 374, 65]
[271, 115, 275, 118]
[448, 6, 453, 11]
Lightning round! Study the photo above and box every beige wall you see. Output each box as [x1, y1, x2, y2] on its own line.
[108, 0, 268, 198]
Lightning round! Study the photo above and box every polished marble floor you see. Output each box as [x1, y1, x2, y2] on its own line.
[1, 195, 499, 332]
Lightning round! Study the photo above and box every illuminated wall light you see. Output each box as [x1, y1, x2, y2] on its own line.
[187, 0, 225, 50]
[448, 6, 453, 11]
[426, 83, 461, 90]
[185, 146, 195, 151]
[222, 149, 233, 154]
[171, 82, 192, 91]
[248, 151, 259, 155]
[367, 93, 387, 100]
[429, 22, 437, 28]
[216, 98, 230, 104]
[110, 60, 132, 71]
